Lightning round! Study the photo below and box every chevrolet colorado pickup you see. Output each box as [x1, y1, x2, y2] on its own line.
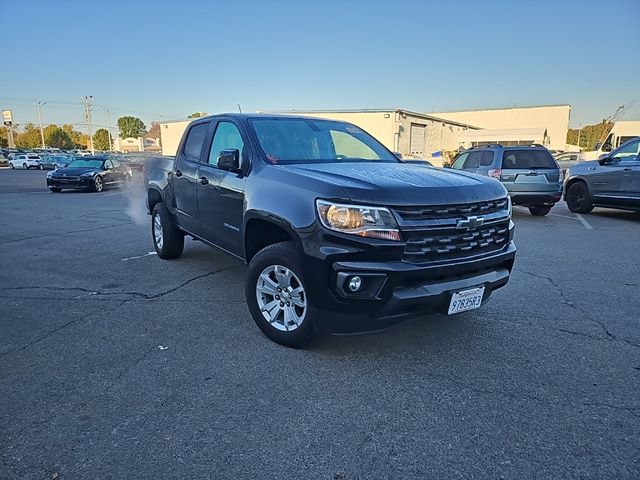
[146, 114, 516, 347]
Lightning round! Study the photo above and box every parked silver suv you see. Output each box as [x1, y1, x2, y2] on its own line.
[564, 137, 640, 213]
[451, 145, 563, 216]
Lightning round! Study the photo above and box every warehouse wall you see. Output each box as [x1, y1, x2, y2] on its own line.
[429, 105, 570, 150]
[159, 120, 193, 156]
[286, 111, 397, 152]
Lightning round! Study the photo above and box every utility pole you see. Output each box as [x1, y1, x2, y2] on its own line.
[104, 109, 113, 151]
[80, 96, 94, 154]
[576, 125, 581, 150]
[33, 101, 46, 148]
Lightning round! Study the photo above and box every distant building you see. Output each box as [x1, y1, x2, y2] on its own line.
[429, 104, 571, 151]
[114, 136, 161, 153]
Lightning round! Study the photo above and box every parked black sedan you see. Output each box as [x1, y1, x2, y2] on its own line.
[46, 157, 132, 192]
[39, 155, 73, 170]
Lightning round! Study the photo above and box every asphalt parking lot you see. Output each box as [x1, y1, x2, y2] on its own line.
[1, 168, 639, 480]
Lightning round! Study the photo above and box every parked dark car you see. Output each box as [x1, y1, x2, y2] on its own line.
[564, 137, 640, 213]
[39, 155, 73, 170]
[146, 114, 516, 347]
[46, 157, 132, 192]
[450, 144, 563, 216]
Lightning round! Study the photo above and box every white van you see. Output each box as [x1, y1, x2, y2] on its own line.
[582, 120, 640, 160]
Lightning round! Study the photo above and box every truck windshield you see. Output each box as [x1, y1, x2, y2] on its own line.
[250, 118, 398, 164]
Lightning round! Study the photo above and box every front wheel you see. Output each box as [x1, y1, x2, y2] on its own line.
[10, 163, 15, 169]
[151, 203, 184, 259]
[566, 182, 594, 214]
[246, 241, 317, 348]
[23, 163, 28, 170]
[93, 175, 104, 192]
[39, 164, 44, 170]
[529, 205, 552, 216]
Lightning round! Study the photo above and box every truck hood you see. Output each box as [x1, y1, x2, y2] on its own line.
[276, 162, 507, 205]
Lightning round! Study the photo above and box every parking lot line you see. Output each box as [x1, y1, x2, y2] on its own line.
[575, 214, 594, 230]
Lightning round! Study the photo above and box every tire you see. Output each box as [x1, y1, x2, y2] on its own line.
[23, 163, 28, 170]
[54, 164, 60, 170]
[151, 203, 184, 259]
[566, 181, 594, 214]
[39, 164, 44, 170]
[528, 205, 552, 216]
[10, 163, 15, 169]
[122, 174, 132, 189]
[246, 241, 317, 348]
[93, 175, 104, 192]
[49, 188, 62, 193]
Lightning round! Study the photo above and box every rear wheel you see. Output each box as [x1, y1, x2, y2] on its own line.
[93, 175, 104, 192]
[529, 205, 552, 216]
[151, 203, 184, 259]
[566, 181, 593, 214]
[23, 163, 28, 170]
[246, 241, 317, 348]
[39, 164, 44, 170]
[10, 163, 15, 169]
[49, 188, 62, 193]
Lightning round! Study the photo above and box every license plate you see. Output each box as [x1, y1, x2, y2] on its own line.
[448, 286, 485, 315]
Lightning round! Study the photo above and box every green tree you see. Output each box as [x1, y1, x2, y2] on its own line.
[566, 121, 613, 150]
[15, 123, 42, 148]
[62, 124, 89, 149]
[117, 116, 146, 138]
[45, 127, 74, 149]
[187, 112, 207, 118]
[0, 127, 8, 147]
[93, 128, 111, 150]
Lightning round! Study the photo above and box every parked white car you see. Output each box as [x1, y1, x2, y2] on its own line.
[9, 154, 42, 170]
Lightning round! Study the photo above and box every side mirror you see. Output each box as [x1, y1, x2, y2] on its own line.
[217, 149, 240, 172]
[598, 154, 614, 165]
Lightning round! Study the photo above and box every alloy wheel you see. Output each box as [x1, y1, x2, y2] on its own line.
[153, 213, 164, 249]
[94, 176, 103, 192]
[255, 265, 307, 332]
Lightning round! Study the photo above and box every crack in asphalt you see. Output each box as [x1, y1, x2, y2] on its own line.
[1, 268, 231, 301]
[0, 222, 132, 244]
[0, 269, 230, 357]
[515, 268, 639, 349]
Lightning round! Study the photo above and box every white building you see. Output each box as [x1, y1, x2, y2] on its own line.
[429, 104, 571, 151]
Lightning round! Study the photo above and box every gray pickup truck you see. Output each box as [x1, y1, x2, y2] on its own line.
[145, 114, 516, 347]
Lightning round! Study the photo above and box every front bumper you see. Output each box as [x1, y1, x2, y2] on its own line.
[300, 224, 516, 334]
[47, 178, 92, 189]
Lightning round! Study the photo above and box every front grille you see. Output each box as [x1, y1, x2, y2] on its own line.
[395, 198, 507, 221]
[53, 176, 79, 181]
[403, 221, 509, 262]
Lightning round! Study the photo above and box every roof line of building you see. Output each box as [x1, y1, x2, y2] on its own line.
[269, 108, 478, 128]
[429, 103, 571, 114]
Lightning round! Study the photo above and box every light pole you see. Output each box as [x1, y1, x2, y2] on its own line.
[33, 101, 46, 148]
[104, 109, 113, 151]
[80, 96, 94, 154]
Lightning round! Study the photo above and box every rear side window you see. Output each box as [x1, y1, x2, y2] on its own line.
[501, 150, 556, 169]
[183, 123, 209, 161]
[463, 151, 483, 169]
[480, 151, 494, 166]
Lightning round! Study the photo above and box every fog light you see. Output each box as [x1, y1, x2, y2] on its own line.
[348, 276, 362, 292]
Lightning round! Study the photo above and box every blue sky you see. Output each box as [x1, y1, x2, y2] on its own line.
[1, 0, 638, 132]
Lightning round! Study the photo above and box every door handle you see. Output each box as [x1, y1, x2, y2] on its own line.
[199, 176, 209, 185]
[174, 169, 182, 177]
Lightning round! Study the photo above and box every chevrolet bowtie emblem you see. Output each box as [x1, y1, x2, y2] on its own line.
[456, 215, 485, 230]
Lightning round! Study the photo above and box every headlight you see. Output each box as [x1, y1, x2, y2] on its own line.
[316, 200, 401, 241]
[46, 171, 53, 178]
[80, 172, 95, 177]
[507, 195, 512, 217]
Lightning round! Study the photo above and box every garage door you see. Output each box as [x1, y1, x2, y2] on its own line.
[410, 124, 425, 155]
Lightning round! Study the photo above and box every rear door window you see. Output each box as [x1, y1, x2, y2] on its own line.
[480, 151, 494, 166]
[501, 150, 556, 169]
[463, 151, 483, 169]
[183, 123, 209, 161]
